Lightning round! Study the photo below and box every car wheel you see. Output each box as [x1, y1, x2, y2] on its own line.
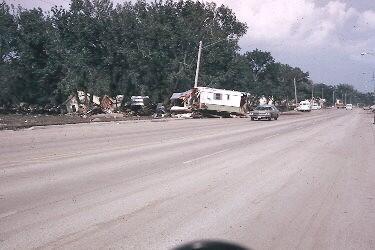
[268, 117, 272, 121]
[274, 116, 278, 120]
[251, 117, 255, 121]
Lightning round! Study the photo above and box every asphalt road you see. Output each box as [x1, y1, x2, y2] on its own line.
[1, 109, 374, 249]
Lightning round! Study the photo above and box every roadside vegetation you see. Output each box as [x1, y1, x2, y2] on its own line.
[0, 0, 373, 109]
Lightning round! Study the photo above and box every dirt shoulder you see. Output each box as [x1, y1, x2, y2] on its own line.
[0, 114, 152, 130]
[0, 110, 306, 131]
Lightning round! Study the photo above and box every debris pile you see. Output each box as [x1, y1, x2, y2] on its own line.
[62, 91, 162, 119]
[0, 103, 61, 115]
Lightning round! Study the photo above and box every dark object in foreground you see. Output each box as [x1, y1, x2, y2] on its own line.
[173, 240, 249, 250]
[249, 104, 280, 121]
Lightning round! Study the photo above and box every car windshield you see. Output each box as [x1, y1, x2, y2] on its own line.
[256, 106, 272, 111]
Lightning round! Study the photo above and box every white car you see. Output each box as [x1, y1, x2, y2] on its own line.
[311, 103, 321, 110]
[297, 101, 312, 112]
[346, 104, 353, 110]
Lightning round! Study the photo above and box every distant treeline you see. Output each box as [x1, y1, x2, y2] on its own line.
[0, 0, 373, 106]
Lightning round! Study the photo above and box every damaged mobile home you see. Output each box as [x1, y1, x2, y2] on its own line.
[170, 87, 250, 117]
[64, 91, 124, 114]
[64, 91, 100, 114]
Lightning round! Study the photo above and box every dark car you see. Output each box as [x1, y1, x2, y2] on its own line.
[249, 104, 280, 121]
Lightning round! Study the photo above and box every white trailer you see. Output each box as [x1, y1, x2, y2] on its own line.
[196, 87, 248, 114]
[170, 87, 250, 115]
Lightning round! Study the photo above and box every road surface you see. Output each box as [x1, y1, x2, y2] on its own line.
[1, 109, 374, 249]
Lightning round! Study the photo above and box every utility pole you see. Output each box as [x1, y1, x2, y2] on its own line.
[194, 41, 203, 88]
[193, 37, 234, 89]
[373, 72, 375, 124]
[333, 90, 335, 107]
[293, 77, 298, 107]
[311, 83, 314, 104]
[345, 92, 347, 105]
[359, 52, 375, 124]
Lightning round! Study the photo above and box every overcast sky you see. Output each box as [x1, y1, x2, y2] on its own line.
[5, 0, 375, 92]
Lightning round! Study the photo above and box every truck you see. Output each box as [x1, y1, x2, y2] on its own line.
[297, 100, 312, 112]
[335, 99, 345, 109]
[129, 96, 154, 115]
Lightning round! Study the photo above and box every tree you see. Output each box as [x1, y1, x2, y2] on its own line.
[5, 7, 63, 104]
[0, 2, 18, 105]
[0, 0, 370, 108]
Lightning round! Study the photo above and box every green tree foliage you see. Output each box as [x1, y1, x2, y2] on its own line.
[240, 50, 311, 102]
[0, 0, 372, 106]
[0, 2, 18, 103]
[334, 84, 373, 105]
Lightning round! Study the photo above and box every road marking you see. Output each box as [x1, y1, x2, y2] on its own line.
[264, 133, 279, 140]
[183, 149, 230, 164]
[0, 210, 18, 219]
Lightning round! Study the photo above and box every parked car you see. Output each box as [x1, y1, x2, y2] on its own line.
[249, 105, 280, 121]
[363, 106, 371, 110]
[128, 96, 155, 115]
[345, 104, 353, 110]
[336, 103, 345, 109]
[297, 100, 312, 112]
[311, 103, 321, 110]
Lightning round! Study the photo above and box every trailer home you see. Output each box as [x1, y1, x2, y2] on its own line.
[170, 87, 250, 115]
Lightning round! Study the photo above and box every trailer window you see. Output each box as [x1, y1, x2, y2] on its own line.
[214, 93, 222, 100]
